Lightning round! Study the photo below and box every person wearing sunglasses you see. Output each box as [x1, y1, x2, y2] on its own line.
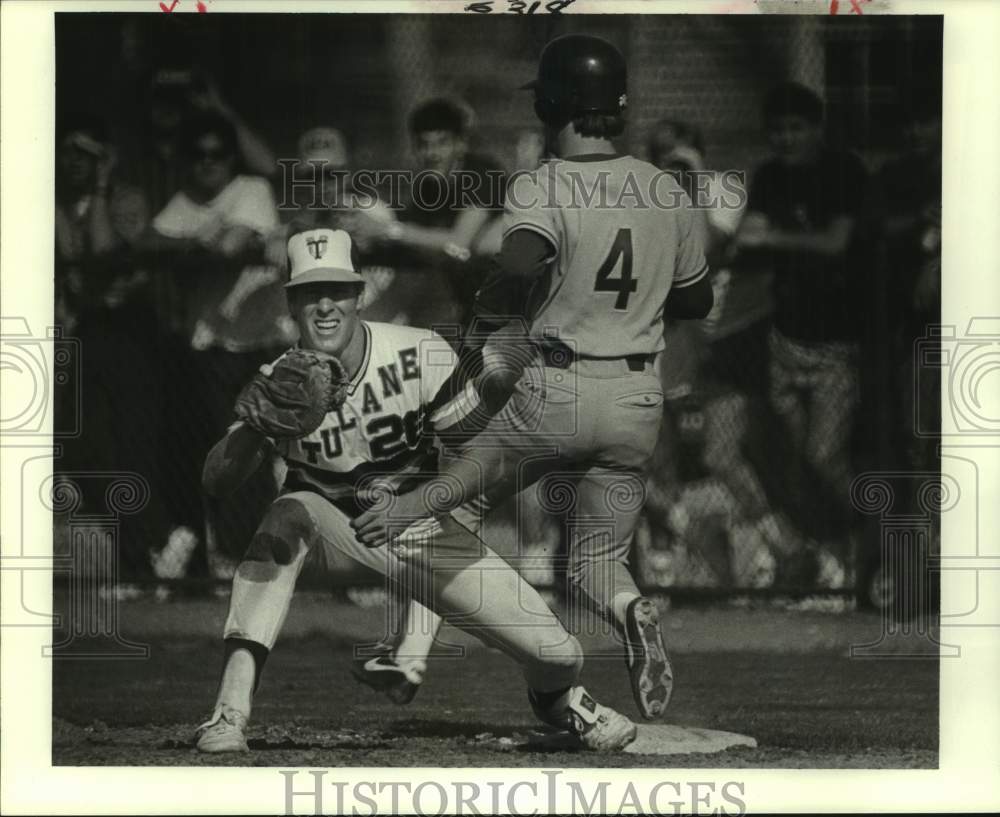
[144, 111, 293, 580]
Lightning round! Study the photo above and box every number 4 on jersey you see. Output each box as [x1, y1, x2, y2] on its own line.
[594, 227, 636, 310]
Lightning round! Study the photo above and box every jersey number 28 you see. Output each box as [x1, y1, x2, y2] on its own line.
[594, 227, 636, 310]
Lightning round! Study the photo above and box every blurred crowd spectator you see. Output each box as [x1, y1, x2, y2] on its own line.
[349, 97, 507, 331]
[55, 113, 164, 576]
[54, 69, 939, 593]
[270, 126, 398, 319]
[637, 82, 938, 592]
[134, 70, 278, 214]
[733, 82, 870, 587]
[877, 98, 942, 474]
[142, 110, 292, 576]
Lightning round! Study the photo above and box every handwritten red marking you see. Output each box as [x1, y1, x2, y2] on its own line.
[159, 0, 179, 11]
[832, 0, 869, 13]
[196, 0, 207, 10]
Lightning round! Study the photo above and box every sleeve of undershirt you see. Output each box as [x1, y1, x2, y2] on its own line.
[472, 228, 553, 322]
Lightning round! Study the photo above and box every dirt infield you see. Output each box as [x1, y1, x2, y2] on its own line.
[51, 594, 938, 768]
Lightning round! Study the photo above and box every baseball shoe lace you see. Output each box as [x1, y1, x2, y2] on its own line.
[531, 686, 637, 751]
[195, 704, 249, 753]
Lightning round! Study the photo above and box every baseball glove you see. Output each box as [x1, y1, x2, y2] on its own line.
[234, 349, 350, 438]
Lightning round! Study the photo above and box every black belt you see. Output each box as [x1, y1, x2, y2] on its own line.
[538, 343, 654, 372]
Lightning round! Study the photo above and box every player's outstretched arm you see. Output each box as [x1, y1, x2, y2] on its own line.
[135, 226, 202, 258]
[387, 208, 493, 261]
[204, 349, 349, 497]
[732, 210, 856, 259]
[351, 456, 484, 549]
[202, 423, 272, 498]
[418, 229, 550, 449]
[765, 215, 855, 258]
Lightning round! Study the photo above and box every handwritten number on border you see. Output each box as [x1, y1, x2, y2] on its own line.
[464, 0, 578, 13]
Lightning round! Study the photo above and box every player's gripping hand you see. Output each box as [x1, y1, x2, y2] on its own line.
[351, 489, 432, 550]
[234, 349, 349, 438]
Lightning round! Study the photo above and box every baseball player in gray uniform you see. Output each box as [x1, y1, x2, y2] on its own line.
[352, 35, 713, 722]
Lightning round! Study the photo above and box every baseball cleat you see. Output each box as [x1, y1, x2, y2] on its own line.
[195, 705, 249, 753]
[624, 596, 674, 720]
[530, 686, 637, 751]
[351, 649, 423, 705]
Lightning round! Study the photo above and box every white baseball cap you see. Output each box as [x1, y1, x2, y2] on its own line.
[285, 228, 364, 288]
[297, 127, 348, 168]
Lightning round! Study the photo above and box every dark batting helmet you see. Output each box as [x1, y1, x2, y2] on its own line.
[523, 34, 628, 125]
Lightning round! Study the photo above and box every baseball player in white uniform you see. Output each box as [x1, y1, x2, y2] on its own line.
[352, 35, 714, 722]
[193, 226, 638, 753]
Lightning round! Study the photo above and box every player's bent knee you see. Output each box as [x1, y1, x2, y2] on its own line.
[523, 632, 582, 686]
[545, 634, 584, 675]
[244, 498, 315, 565]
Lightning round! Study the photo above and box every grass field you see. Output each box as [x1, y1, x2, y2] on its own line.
[52, 592, 939, 768]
